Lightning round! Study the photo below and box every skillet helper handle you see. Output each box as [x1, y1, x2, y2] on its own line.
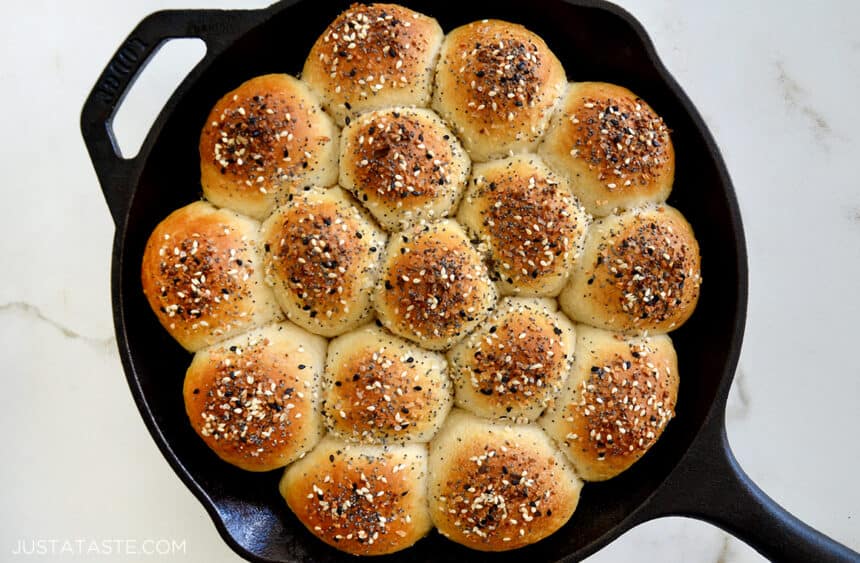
[643, 418, 859, 562]
[80, 9, 261, 226]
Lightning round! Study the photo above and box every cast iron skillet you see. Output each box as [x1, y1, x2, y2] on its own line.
[80, 1, 859, 561]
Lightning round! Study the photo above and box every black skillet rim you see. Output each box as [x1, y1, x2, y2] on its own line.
[97, 0, 748, 560]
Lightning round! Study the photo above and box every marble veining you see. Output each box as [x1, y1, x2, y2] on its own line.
[0, 301, 116, 352]
[1, 0, 857, 562]
[774, 61, 833, 146]
[714, 535, 731, 563]
[725, 366, 751, 421]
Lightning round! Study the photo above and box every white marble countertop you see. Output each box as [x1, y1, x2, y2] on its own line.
[2, 0, 858, 560]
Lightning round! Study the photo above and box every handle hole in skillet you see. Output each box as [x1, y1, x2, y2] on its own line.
[110, 38, 206, 159]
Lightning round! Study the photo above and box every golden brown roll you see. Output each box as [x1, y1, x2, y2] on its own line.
[260, 187, 387, 337]
[279, 435, 432, 555]
[558, 205, 701, 334]
[141, 201, 282, 352]
[432, 19, 566, 162]
[457, 154, 590, 296]
[539, 325, 679, 481]
[322, 324, 452, 443]
[339, 107, 470, 231]
[428, 409, 582, 551]
[374, 219, 497, 350]
[199, 74, 339, 219]
[183, 322, 326, 471]
[303, 3, 444, 127]
[447, 297, 575, 422]
[539, 82, 674, 216]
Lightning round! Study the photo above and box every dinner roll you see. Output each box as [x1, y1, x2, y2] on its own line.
[279, 435, 432, 555]
[540, 325, 679, 481]
[559, 205, 702, 334]
[260, 187, 386, 337]
[323, 324, 452, 443]
[447, 297, 575, 422]
[339, 107, 470, 230]
[141, 201, 281, 352]
[374, 220, 497, 350]
[457, 154, 590, 296]
[428, 409, 582, 551]
[183, 322, 326, 471]
[199, 74, 338, 219]
[539, 82, 674, 216]
[432, 19, 566, 162]
[303, 3, 443, 127]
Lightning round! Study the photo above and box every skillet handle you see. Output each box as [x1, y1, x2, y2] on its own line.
[80, 8, 265, 226]
[639, 415, 859, 562]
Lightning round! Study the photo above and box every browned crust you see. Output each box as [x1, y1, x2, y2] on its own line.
[183, 334, 317, 471]
[140, 202, 263, 351]
[430, 415, 579, 551]
[303, 3, 442, 122]
[199, 74, 335, 211]
[581, 207, 701, 332]
[281, 440, 429, 555]
[343, 109, 451, 207]
[261, 190, 381, 322]
[433, 20, 565, 156]
[562, 83, 672, 189]
[324, 343, 447, 442]
[547, 330, 678, 480]
[542, 82, 674, 213]
[465, 159, 588, 292]
[453, 308, 567, 414]
[376, 222, 495, 347]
